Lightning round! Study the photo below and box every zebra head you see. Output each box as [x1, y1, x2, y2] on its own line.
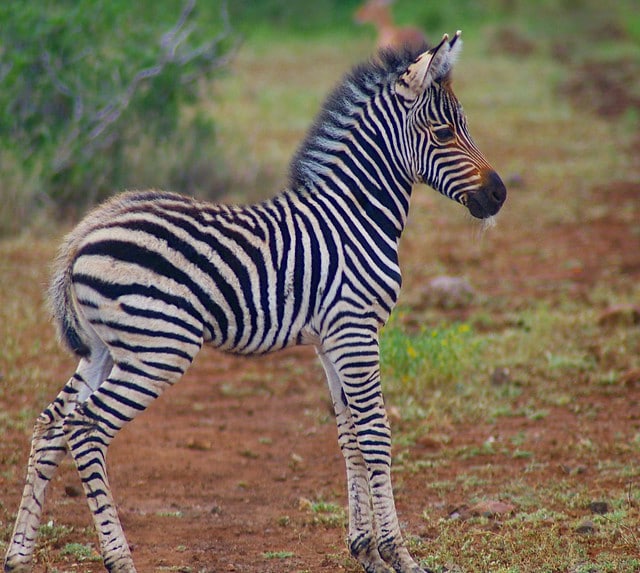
[395, 31, 507, 219]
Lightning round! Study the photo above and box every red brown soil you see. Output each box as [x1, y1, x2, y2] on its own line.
[1, 176, 638, 573]
[2, 50, 639, 569]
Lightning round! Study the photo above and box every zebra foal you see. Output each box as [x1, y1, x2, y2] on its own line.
[5, 32, 506, 573]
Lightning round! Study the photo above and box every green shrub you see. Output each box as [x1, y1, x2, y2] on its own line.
[0, 0, 237, 235]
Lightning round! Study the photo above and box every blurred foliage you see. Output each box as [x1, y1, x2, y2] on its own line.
[0, 0, 237, 234]
[0, 0, 637, 236]
[229, 0, 361, 36]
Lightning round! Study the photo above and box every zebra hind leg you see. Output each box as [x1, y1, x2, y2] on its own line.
[4, 346, 113, 573]
[62, 351, 194, 573]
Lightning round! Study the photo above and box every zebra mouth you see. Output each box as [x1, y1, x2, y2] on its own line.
[466, 170, 507, 219]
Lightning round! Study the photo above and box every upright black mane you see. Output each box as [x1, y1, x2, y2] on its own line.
[288, 44, 429, 191]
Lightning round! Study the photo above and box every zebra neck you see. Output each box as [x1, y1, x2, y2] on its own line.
[285, 175, 412, 246]
[287, 145, 413, 244]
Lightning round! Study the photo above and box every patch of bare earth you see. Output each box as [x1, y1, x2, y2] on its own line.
[2, 52, 639, 571]
[2, 174, 638, 572]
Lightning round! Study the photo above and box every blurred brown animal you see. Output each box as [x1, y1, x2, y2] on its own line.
[354, 0, 428, 51]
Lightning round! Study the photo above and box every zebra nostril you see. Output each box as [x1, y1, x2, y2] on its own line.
[478, 170, 507, 212]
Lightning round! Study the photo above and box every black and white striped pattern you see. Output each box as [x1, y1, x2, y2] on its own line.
[6, 32, 506, 573]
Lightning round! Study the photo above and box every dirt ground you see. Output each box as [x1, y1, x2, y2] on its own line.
[1, 175, 638, 573]
[2, 45, 639, 571]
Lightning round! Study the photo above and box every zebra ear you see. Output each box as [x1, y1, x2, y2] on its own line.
[395, 31, 462, 102]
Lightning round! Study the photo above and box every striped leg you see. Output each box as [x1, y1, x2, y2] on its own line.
[5, 349, 112, 572]
[318, 350, 391, 573]
[319, 334, 427, 573]
[62, 360, 183, 573]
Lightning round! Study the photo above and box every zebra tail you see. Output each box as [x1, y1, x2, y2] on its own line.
[47, 232, 92, 358]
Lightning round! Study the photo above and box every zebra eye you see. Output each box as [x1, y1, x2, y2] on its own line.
[433, 126, 455, 143]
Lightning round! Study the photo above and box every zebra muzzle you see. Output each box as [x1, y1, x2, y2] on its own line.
[466, 170, 507, 219]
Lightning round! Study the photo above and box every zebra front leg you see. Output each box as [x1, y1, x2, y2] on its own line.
[318, 351, 392, 573]
[320, 338, 429, 573]
[5, 366, 105, 572]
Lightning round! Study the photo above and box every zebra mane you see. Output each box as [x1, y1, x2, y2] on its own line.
[288, 44, 429, 190]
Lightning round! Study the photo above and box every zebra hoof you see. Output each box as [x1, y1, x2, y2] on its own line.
[104, 555, 137, 573]
[4, 557, 32, 573]
[363, 563, 394, 573]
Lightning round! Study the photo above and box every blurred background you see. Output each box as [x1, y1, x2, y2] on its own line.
[0, 0, 638, 236]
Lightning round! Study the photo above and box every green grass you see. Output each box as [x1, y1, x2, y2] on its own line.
[262, 550, 295, 559]
[381, 320, 480, 392]
[60, 542, 101, 562]
[379, 295, 640, 428]
[299, 498, 347, 529]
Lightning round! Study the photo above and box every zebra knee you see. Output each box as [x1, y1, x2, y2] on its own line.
[62, 402, 112, 455]
[28, 410, 68, 476]
[32, 408, 58, 437]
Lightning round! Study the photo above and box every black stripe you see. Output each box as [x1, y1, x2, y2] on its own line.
[119, 303, 202, 338]
[107, 339, 192, 361]
[117, 361, 167, 382]
[77, 237, 228, 343]
[97, 387, 148, 411]
[91, 317, 201, 347]
[74, 273, 205, 342]
[140, 359, 184, 374]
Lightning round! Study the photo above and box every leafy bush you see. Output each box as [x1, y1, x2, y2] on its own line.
[0, 0, 237, 235]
